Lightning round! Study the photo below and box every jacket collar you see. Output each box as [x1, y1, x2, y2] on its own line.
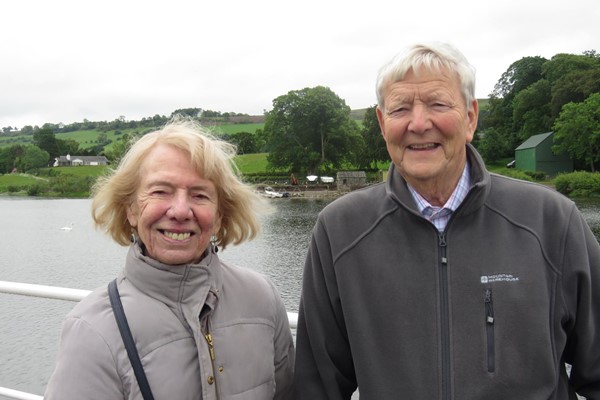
[122, 242, 223, 309]
[385, 144, 491, 217]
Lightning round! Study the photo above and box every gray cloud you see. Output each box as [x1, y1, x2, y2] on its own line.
[1, 0, 598, 128]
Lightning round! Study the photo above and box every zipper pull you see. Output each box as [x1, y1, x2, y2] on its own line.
[484, 288, 494, 324]
[438, 232, 448, 265]
[438, 232, 447, 247]
[204, 333, 215, 361]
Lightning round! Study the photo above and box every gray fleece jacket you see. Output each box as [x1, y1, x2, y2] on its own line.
[294, 145, 600, 399]
[45, 243, 294, 400]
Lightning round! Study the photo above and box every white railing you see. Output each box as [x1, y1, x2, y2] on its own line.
[0, 280, 299, 400]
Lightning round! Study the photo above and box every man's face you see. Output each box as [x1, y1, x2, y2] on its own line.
[127, 144, 221, 265]
[377, 67, 478, 190]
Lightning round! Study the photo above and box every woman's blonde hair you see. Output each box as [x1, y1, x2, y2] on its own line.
[91, 116, 264, 249]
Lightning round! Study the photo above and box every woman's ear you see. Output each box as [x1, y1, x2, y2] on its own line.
[126, 202, 138, 228]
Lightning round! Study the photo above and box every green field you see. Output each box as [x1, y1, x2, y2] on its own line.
[0, 123, 265, 151]
[212, 123, 263, 135]
[0, 152, 270, 194]
[0, 173, 48, 193]
[233, 153, 270, 174]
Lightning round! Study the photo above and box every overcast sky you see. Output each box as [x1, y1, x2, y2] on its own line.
[1, 0, 598, 129]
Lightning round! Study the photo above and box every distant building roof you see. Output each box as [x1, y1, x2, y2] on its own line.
[56, 155, 108, 163]
[515, 132, 553, 151]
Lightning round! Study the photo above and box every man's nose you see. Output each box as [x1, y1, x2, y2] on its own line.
[407, 104, 432, 133]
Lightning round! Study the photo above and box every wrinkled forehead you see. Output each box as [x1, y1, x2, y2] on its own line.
[381, 65, 462, 102]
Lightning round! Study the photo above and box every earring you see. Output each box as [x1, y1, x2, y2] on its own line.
[210, 235, 218, 253]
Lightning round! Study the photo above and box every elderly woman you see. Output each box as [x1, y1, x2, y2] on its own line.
[45, 118, 294, 399]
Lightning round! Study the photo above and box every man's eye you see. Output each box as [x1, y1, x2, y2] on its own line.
[432, 102, 451, 110]
[388, 107, 408, 116]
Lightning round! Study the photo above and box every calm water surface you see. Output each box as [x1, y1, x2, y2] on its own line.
[1, 196, 599, 397]
[0, 197, 330, 397]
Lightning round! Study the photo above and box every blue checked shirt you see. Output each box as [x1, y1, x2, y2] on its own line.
[407, 162, 471, 232]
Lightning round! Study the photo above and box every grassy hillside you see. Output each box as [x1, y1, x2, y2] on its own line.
[0, 123, 266, 151]
[0, 153, 269, 194]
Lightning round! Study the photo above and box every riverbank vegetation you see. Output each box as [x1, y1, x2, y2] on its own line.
[2, 153, 599, 199]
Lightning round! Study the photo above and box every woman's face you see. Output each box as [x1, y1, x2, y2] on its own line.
[126, 144, 221, 265]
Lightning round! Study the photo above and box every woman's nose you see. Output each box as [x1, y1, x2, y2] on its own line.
[167, 193, 192, 220]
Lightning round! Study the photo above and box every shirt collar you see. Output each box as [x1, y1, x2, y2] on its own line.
[408, 161, 471, 214]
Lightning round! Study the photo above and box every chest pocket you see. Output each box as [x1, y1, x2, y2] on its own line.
[210, 320, 276, 398]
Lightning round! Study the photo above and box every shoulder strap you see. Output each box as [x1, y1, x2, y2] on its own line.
[108, 279, 155, 400]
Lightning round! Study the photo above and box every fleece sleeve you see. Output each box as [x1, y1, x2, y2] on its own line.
[293, 218, 357, 400]
[268, 278, 295, 400]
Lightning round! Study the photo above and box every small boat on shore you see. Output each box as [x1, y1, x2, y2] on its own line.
[262, 186, 290, 198]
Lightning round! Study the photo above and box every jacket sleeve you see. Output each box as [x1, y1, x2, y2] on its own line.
[44, 316, 123, 400]
[294, 218, 357, 400]
[268, 279, 295, 400]
[561, 207, 600, 398]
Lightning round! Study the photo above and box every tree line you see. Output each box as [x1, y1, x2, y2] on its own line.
[476, 50, 600, 171]
[1, 49, 599, 175]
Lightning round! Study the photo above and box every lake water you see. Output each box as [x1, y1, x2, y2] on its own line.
[1, 196, 599, 398]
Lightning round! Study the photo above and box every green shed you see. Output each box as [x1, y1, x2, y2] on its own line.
[514, 132, 573, 176]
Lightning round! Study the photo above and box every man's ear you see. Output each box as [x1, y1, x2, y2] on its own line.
[376, 106, 387, 141]
[465, 99, 479, 143]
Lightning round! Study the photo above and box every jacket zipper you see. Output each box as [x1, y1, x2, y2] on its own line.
[484, 288, 495, 373]
[203, 320, 220, 398]
[438, 232, 451, 400]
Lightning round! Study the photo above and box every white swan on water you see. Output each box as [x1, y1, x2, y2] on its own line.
[60, 223, 74, 231]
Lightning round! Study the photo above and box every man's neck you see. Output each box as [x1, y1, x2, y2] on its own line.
[409, 179, 458, 207]
[403, 160, 468, 208]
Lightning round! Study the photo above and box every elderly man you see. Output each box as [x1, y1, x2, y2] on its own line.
[293, 42, 600, 399]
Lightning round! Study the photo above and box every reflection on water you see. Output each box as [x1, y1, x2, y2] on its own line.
[220, 198, 332, 312]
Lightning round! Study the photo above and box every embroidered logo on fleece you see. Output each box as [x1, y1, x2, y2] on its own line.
[480, 273, 520, 284]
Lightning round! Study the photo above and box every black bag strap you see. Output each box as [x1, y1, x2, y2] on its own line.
[108, 279, 155, 400]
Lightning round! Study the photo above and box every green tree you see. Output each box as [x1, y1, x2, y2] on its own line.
[106, 133, 132, 164]
[97, 132, 109, 145]
[552, 93, 600, 172]
[483, 56, 547, 154]
[171, 108, 202, 118]
[476, 128, 513, 164]
[550, 68, 600, 116]
[541, 53, 600, 85]
[19, 145, 50, 171]
[512, 79, 552, 140]
[263, 86, 360, 173]
[20, 125, 34, 135]
[357, 105, 388, 169]
[228, 131, 258, 154]
[33, 127, 59, 159]
[56, 138, 81, 157]
[491, 56, 547, 99]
